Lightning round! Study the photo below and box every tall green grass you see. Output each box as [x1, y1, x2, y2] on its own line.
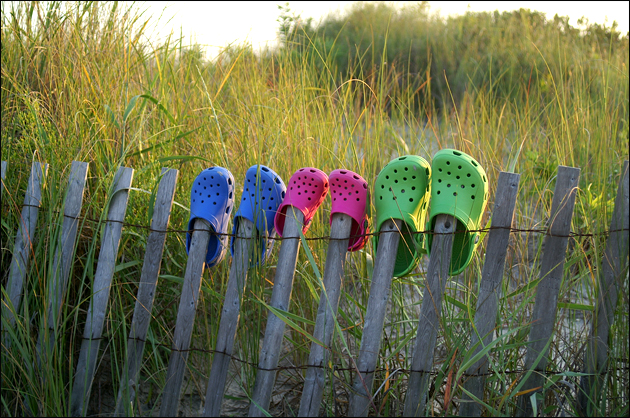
[1, 1, 628, 416]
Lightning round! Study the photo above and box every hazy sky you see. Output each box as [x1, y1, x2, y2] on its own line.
[136, 1, 630, 58]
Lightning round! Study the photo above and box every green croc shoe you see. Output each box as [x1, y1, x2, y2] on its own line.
[426, 149, 489, 276]
[373, 155, 431, 277]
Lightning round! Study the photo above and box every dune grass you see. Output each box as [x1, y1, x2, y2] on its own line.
[1, 1, 628, 416]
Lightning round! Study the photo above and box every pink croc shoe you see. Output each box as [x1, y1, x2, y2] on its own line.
[329, 169, 369, 251]
[274, 167, 329, 236]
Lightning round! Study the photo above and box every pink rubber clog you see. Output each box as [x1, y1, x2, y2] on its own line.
[329, 169, 369, 251]
[274, 167, 329, 236]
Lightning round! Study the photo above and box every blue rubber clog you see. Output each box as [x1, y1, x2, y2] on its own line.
[231, 165, 286, 266]
[186, 167, 235, 267]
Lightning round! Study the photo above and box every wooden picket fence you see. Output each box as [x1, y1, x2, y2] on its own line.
[0, 159, 628, 417]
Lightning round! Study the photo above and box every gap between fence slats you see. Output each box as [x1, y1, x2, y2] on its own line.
[578, 160, 629, 415]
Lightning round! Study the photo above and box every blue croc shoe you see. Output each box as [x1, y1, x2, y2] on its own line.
[231, 165, 286, 266]
[187, 167, 235, 267]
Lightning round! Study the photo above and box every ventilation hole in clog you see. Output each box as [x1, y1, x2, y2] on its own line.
[461, 185, 465, 189]
[438, 168, 442, 172]
[270, 197, 274, 201]
[353, 174, 359, 179]
[403, 177, 407, 181]
[413, 175, 417, 180]
[312, 190, 316, 194]
[389, 187, 392, 191]
[363, 183, 367, 189]
[357, 198, 360, 201]
[453, 151, 461, 156]
[351, 184, 355, 188]
[467, 173, 471, 177]
[446, 161, 451, 165]
[275, 177, 281, 184]
[268, 187, 272, 191]
[409, 198, 413, 202]
[262, 167, 269, 172]
[310, 169, 316, 173]
[251, 193, 255, 197]
[453, 192, 457, 196]
[471, 184, 476, 188]
[472, 161, 478, 167]
[380, 196, 383, 200]
[298, 192, 301, 195]
[386, 175, 390, 179]
[437, 191, 441, 195]
[381, 185, 385, 189]
[201, 200, 204, 203]
[412, 186, 416, 190]
[193, 199, 196, 202]
[394, 180, 398, 183]
[423, 202, 427, 209]
[438, 179, 442, 183]
[268, 206, 272, 210]
[472, 195, 476, 200]
[308, 197, 311, 200]
[299, 168, 304, 172]
[340, 170, 347, 174]
[280, 191, 285, 199]
[394, 169, 398, 173]
[447, 171, 451, 175]
[356, 190, 359, 194]
[333, 197, 337, 201]
[456, 176, 460, 180]
[447, 184, 451, 187]
[344, 198, 347, 201]
[483, 175, 487, 182]
[324, 182, 328, 187]
[198, 182, 201, 185]
[226, 206, 230, 213]
[242, 197, 246, 201]
[458, 165, 462, 170]
[401, 189, 406, 193]
[228, 178, 232, 185]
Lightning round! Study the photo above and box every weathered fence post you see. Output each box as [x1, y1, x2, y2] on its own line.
[203, 218, 255, 417]
[403, 214, 456, 417]
[348, 218, 403, 417]
[70, 166, 134, 417]
[578, 160, 629, 415]
[1, 160, 6, 199]
[36, 161, 89, 366]
[159, 218, 212, 417]
[299, 212, 352, 417]
[516, 165, 580, 417]
[2, 161, 48, 340]
[459, 172, 520, 417]
[248, 207, 304, 417]
[114, 167, 179, 416]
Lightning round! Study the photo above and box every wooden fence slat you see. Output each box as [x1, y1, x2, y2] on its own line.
[578, 160, 629, 415]
[37, 161, 89, 366]
[70, 166, 134, 417]
[248, 208, 304, 417]
[459, 172, 520, 417]
[1, 160, 6, 200]
[2, 161, 48, 334]
[516, 165, 580, 417]
[203, 218, 255, 417]
[299, 213, 352, 417]
[348, 218, 403, 417]
[115, 167, 178, 416]
[159, 218, 211, 417]
[403, 214, 456, 417]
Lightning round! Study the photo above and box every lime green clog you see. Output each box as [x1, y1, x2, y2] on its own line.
[425, 149, 489, 276]
[373, 155, 431, 277]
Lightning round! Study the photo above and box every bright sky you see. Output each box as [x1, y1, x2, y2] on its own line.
[136, 1, 630, 58]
